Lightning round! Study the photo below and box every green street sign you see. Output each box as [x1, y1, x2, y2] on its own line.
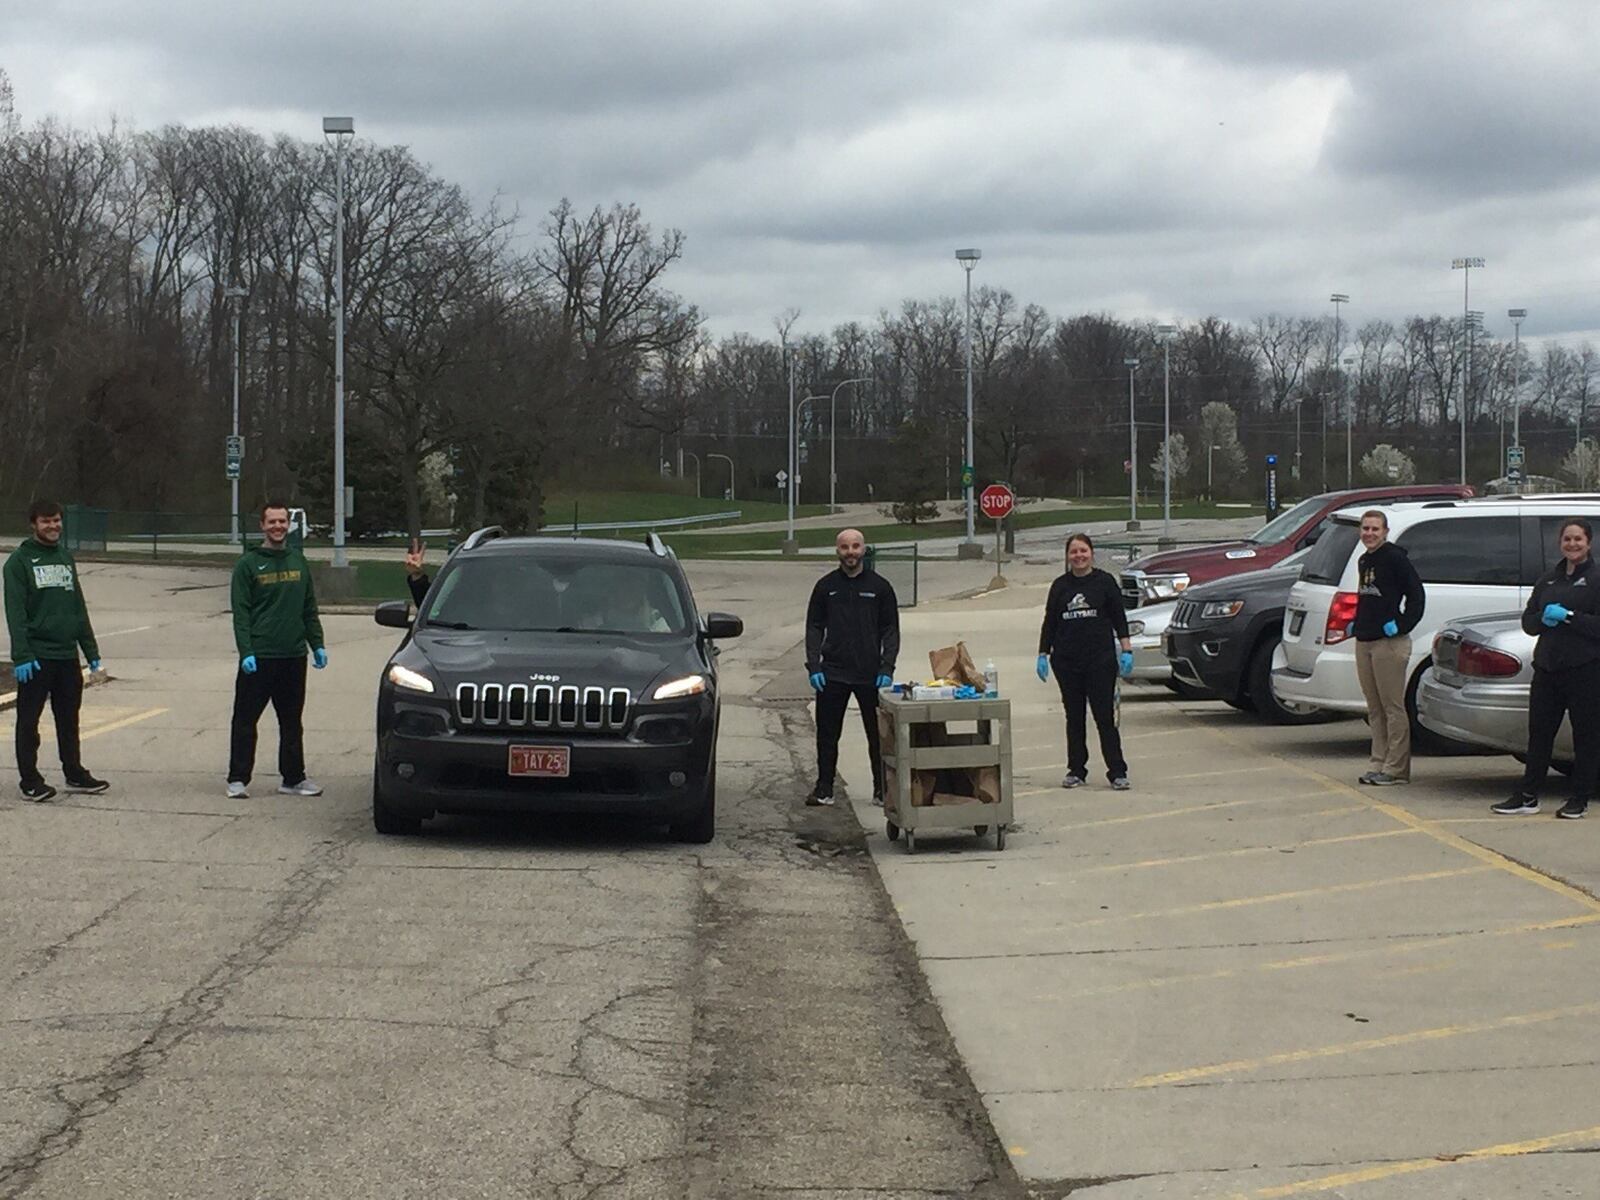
[960, 464, 975, 488]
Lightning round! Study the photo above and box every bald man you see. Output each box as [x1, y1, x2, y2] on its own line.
[804, 528, 900, 806]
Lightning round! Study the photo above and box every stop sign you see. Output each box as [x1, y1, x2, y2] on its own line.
[979, 483, 1015, 521]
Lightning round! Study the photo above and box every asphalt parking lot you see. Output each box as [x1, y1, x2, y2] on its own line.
[5, 555, 1600, 1198]
[841, 578, 1600, 1197]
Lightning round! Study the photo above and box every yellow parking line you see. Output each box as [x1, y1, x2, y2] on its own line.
[1071, 828, 1418, 875]
[1066, 866, 1489, 930]
[81, 707, 168, 739]
[1129, 999, 1600, 1089]
[1163, 764, 1282, 781]
[1246, 1123, 1600, 1197]
[1187, 722, 1600, 915]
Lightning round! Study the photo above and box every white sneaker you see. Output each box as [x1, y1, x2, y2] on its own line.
[278, 779, 324, 797]
[226, 780, 249, 799]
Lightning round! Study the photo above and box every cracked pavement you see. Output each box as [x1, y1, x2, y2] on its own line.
[1, 560, 1022, 1199]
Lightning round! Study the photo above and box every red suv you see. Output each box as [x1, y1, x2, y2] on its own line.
[1119, 484, 1474, 608]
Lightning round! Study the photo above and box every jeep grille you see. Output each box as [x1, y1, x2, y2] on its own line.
[454, 683, 631, 731]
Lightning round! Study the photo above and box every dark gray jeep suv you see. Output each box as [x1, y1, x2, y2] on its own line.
[371, 529, 742, 841]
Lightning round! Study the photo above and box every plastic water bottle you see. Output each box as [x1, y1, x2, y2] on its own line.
[983, 659, 999, 698]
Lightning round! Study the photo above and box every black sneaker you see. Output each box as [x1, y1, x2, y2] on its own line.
[870, 789, 884, 808]
[20, 781, 57, 803]
[1557, 799, 1588, 820]
[1491, 794, 1539, 815]
[64, 772, 109, 795]
[806, 790, 834, 807]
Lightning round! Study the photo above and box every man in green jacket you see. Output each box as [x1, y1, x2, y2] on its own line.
[227, 500, 327, 799]
[4, 499, 108, 802]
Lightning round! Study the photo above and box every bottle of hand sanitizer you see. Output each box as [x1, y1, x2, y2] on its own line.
[983, 658, 999, 698]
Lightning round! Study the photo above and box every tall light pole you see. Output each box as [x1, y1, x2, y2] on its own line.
[1157, 324, 1177, 537]
[225, 285, 248, 544]
[956, 248, 981, 555]
[1509, 308, 1527, 492]
[323, 116, 354, 568]
[1124, 357, 1139, 529]
[706, 452, 734, 501]
[1327, 294, 1347, 490]
[792, 393, 826, 535]
[1207, 443, 1222, 499]
[828, 376, 869, 515]
[1341, 347, 1358, 486]
[784, 348, 796, 548]
[1452, 257, 1484, 485]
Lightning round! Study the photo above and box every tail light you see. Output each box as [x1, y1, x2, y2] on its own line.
[1457, 641, 1522, 678]
[1324, 592, 1360, 645]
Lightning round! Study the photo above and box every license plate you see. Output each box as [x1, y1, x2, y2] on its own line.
[509, 745, 570, 778]
[1289, 611, 1305, 635]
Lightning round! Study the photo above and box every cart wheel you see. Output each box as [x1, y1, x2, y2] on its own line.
[996, 825, 1007, 851]
[904, 830, 917, 854]
[973, 825, 989, 837]
[886, 820, 900, 842]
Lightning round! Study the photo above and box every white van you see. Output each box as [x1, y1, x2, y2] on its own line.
[1272, 496, 1600, 722]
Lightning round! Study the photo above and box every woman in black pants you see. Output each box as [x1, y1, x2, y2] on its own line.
[1492, 518, 1600, 819]
[1036, 533, 1135, 790]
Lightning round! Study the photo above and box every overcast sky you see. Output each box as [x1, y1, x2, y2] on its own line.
[6, 0, 1598, 345]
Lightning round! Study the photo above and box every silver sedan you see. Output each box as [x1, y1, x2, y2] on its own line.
[1417, 612, 1573, 763]
[1126, 599, 1176, 682]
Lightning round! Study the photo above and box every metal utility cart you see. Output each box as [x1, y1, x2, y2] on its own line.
[878, 693, 1014, 852]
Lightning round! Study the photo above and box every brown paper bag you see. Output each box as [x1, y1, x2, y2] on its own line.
[928, 642, 985, 689]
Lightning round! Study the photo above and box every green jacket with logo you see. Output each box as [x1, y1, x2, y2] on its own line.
[4, 537, 100, 664]
[231, 545, 325, 659]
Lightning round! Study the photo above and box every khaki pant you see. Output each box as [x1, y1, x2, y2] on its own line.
[1355, 636, 1411, 779]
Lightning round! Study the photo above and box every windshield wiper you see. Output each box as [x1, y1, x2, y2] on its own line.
[426, 619, 477, 630]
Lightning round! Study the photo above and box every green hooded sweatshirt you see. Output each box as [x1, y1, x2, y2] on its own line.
[231, 544, 325, 660]
[4, 536, 100, 664]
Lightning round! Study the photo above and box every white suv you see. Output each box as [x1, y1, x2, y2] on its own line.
[1272, 496, 1600, 722]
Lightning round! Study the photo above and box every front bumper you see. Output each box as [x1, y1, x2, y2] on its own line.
[1165, 626, 1246, 697]
[1128, 635, 1171, 682]
[376, 691, 715, 818]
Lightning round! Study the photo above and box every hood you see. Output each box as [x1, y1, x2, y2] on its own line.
[1128, 541, 1263, 576]
[408, 628, 695, 693]
[1182, 558, 1305, 601]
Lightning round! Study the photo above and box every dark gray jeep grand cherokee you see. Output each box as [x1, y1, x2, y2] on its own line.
[371, 528, 742, 842]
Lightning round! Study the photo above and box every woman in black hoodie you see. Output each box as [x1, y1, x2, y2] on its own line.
[1492, 518, 1600, 819]
[1352, 509, 1425, 785]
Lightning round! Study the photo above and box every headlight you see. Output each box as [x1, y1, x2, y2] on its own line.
[1127, 619, 1146, 636]
[386, 663, 436, 694]
[1199, 600, 1245, 620]
[1143, 574, 1190, 600]
[653, 674, 707, 700]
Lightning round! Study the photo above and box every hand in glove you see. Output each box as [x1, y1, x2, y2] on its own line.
[1383, 620, 1399, 637]
[1118, 650, 1135, 678]
[874, 673, 892, 689]
[14, 660, 40, 685]
[88, 659, 102, 673]
[312, 648, 328, 669]
[241, 655, 258, 675]
[1035, 654, 1049, 682]
[1543, 603, 1573, 627]
[808, 671, 826, 692]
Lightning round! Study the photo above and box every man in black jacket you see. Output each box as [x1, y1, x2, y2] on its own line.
[1352, 509, 1426, 785]
[805, 529, 899, 807]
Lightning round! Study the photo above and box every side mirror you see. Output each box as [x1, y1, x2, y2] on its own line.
[374, 600, 412, 629]
[703, 612, 743, 640]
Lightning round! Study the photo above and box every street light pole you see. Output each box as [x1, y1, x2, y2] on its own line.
[681, 451, 701, 498]
[785, 349, 796, 546]
[707, 452, 734, 501]
[1341, 348, 1357, 486]
[1452, 257, 1484, 485]
[225, 285, 248, 545]
[956, 249, 981, 553]
[1124, 357, 1139, 529]
[1509, 308, 1527, 492]
[1157, 325, 1177, 538]
[1207, 443, 1222, 499]
[1327, 294, 1347, 490]
[828, 376, 869, 515]
[323, 116, 354, 569]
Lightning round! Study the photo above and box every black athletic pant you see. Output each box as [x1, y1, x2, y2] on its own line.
[228, 656, 308, 786]
[1054, 656, 1127, 782]
[815, 679, 883, 798]
[1520, 661, 1600, 801]
[14, 659, 85, 787]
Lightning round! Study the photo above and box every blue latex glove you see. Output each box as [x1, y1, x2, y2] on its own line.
[312, 647, 328, 669]
[88, 659, 101, 673]
[1036, 654, 1049, 682]
[14, 660, 40, 685]
[241, 655, 258, 675]
[808, 671, 826, 691]
[874, 673, 892, 688]
[1119, 650, 1135, 678]
[1543, 603, 1572, 628]
[1383, 620, 1399, 637]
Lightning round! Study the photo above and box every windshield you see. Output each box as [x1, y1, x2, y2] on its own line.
[425, 555, 691, 635]
[1250, 494, 1331, 545]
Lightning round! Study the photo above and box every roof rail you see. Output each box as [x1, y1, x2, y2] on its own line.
[462, 525, 505, 551]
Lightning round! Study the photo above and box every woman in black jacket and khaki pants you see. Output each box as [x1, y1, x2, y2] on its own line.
[1493, 518, 1600, 819]
[1352, 510, 1425, 786]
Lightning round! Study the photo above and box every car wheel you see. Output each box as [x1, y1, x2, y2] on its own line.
[1165, 678, 1212, 701]
[1248, 635, 1332, 726]
[372, 766, 423, 836]
[671, 768, 716, 844]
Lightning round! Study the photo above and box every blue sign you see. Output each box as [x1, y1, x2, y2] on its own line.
[1266, 454, 1278, 466]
